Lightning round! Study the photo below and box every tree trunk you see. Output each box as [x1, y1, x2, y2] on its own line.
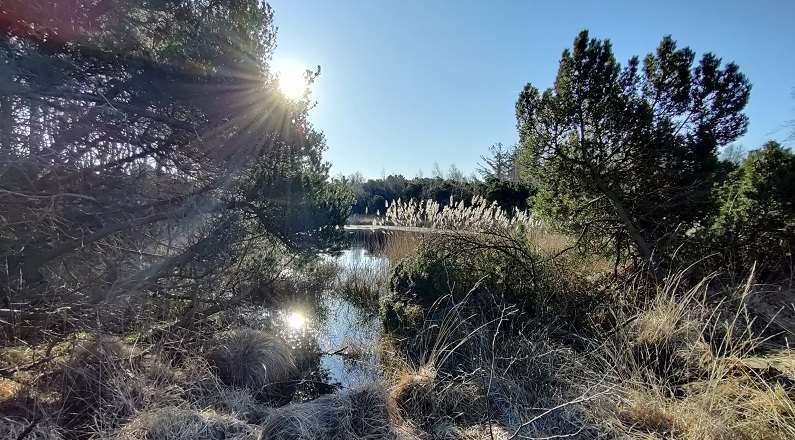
[593, 177, 663, 278]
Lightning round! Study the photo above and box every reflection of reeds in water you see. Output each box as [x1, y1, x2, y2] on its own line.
[379, 232, 421, 262]
[334, 252, 390, 314]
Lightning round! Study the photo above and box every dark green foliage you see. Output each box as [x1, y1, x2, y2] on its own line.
[367, 194, 387, 215]
[706, 142, 795, 272]
[516, 31, 751, 270]
[349, 175, 478, 215]
[480, 176, 534, 214]
[387, 234, 605, 332]
[388, 244, 459, 306]
[379, 292, 424, 335]
[348, 174, 533, 217]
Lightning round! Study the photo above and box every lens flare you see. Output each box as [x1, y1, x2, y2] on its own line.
[273, 60, 308, 99]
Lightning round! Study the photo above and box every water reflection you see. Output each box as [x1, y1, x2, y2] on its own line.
[283, 309, 308, 330]
[254, 244, 387, 398]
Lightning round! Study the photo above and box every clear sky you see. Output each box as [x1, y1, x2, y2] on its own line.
[268, 0, 795, 179]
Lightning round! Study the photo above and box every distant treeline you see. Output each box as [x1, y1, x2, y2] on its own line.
[345, 175, 534, 216]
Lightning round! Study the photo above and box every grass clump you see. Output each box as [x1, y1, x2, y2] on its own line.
[113, 407, 260, 440]
[206, 329, 296, 400]
[600, 274, 795, 439]
[0, 417, 63, 440]
[335, 257, 390, 312]
[259, 382, 398, 439]
[54, 336, 145, 434]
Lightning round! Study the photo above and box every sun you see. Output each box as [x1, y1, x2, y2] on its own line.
[273, 60, 309, 100]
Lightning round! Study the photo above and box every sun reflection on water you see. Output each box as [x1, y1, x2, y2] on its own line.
[284, 310, 307, 330]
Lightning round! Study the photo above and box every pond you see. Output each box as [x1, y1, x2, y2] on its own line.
[268, 243, 390, 398]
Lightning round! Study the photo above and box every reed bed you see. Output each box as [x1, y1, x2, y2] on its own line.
[374, 196, 540, 231]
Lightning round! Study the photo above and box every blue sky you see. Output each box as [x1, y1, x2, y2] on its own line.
[268, 0, 795, 178]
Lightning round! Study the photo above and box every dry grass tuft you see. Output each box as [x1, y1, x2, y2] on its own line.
[206, 329, 296, 396]
[113, 407, 260, 440]
[391, 366, 488, 428]
[335, 257, 390, 312]
[0, 417, 63, 440]
[54, 336, 143, 433]
[0, 377, 22, 401]
[617, 378, 795, 440]
[259, 382, 397, 440]
[604, 273, 795, 439]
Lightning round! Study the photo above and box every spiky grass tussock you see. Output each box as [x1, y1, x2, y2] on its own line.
[113, 407, 260, 440]
[0, 417, 63, 440]
[259, 382, 398, 440]
[206, 329, 296, 396]
[601, 272, 795, 440]
[390, 366, 488, 428]
[54, 336, 145, 434]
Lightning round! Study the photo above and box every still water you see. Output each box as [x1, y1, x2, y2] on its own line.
[270, 246, 388, 393]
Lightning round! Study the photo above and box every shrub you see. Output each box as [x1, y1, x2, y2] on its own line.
[705, 141, 795, 274]
[379, 293, 424, 335]
[387, 231, 606, 333]
[388, 243, 459, 306]
[480, 175, 534, 214]
[206, 329, 296, 400]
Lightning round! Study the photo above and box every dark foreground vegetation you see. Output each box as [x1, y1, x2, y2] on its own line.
[1, 2, 793, 440]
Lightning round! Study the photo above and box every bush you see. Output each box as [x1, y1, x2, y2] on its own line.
[206, 329, 296, 400]
[480, 176, 534, 214]
[705, 141, 795, 274]
[388, 243, 460, 306]
[387, 231, 606, 333]
[379, 293, 424, 335]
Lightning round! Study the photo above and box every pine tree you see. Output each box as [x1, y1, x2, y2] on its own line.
[478, 142, 516, 180]
[516, 31, 750, 271]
